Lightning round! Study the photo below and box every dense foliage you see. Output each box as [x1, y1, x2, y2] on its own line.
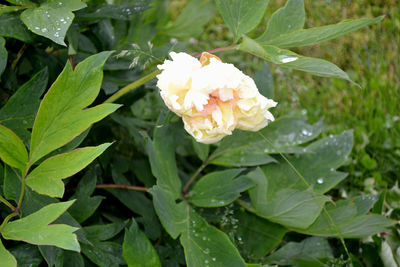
[0, 0, 398, 266]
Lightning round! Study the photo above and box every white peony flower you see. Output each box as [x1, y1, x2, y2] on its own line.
[156, 52, 277, 144]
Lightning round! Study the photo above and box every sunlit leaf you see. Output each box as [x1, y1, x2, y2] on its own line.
[0, 239, 16, 267]
[0, 125, 28, 172]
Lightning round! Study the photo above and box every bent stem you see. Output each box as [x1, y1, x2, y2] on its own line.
[0, 211, 18, 233]
[96, 184, 149, 192]
[104, 69, 162, 103]
[0, 195, 15, 211]
[192, 44, 238, 58]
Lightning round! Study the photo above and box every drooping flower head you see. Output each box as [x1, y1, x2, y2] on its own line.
[156, 52, 277, 144]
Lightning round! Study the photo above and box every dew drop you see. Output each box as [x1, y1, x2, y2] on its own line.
[279, 55, 298, 63]
[264, 148, 269, 153]
[202, 236, 207, 241]
[205, 260, 209, 264]
[58, 2, 62, 5]
[34, 27, 40, 30]
[41, 28, 48, 33]
[212, 257, 216, 262]
[317, 178, 324, 184]
[204, 248, 210, 254]
[330, 168, 335, 171]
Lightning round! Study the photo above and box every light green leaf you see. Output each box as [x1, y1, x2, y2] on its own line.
[0, 239, 17, 267]
[259, 16, 384, 47]
[123, 219, 161, 267]
[163, 0, 215, 39]
[75, 2, 150, 21]
[4, 0, 33, 4]
[265, 236, 333, 265]
[189, 169, 254, 207]
[0, 5, 25, 16]
[2, 200, 80, 251]
[20, 0, 86, 45]
[209, 117, 322, 167]
[180, 207, 247, 267]
[29, 52, 120, 165]
[259, 0, 305, 42]
[0, 36, 7, 77]
[261, 131, 354, 195]
[150, 185, 186, 239]
[240, 37, 356, 84]
[26, 143, 111, 198]
[292, 197, 395, 238]
[234, 210, 287, 258]
[215, 0, 270, 41]
[0, 68, 48, 143]
[0, 14, 34, 43]
[147, 116, 182, 199]
[0, 124, 28, 171]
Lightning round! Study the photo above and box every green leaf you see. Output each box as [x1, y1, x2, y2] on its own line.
[123, 219, 161, 267]
[0, 124, 28, 171]
[259, 16, 384, 47]
[180, 207, 247, 267]
[39, 246, 64, 267]
[147, 118, 182, 199]
[265, 236, 333, 265]
[0, 36, 7, 77]
[215, 0, 270, 41]
[4, 0, 33, 4]
[84, 222, 126, 242]
[240, 37, 356, 84]
[292, 197, 396, 238]
[209, 117, 322, 167]
[0, 5, 25, 16]
[9, 244, 42, 267]
[192, 139, 209, 162]
[259, 0, 305, 42]
[0, 239, 16, 267]
[62, 251, 84, 267]
[29, 52, 120, 165]
[2, 200, 80, 251]
[0, 14, 34, 43]
[68, 166, 104, 223]
[260, 131, 354, 195]
[81, 241, 125, 267]
[188, 169, 255, 207]
[150, 185, 186, 239]
[3, 165, 20, 201]
[163, 0, 215, 39]
[75, 2, 150, 21]
[0, 68, 48, 144]
[253, 63, 274, 99]
[26, 143, 111, 198]
[234, 210, 286, 258]
[20, 0, 86, 45]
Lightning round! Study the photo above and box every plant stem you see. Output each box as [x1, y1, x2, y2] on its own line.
[236, 199, 257, 214]
[182, 159, 210, 193]
[192, 44, 238, 58]
[11, 43, 28, 70]
[104, 69, 162, 103]
[96, 184, 149, 192]
[0, 211, 18, 233]
[0, 195, 15, 211]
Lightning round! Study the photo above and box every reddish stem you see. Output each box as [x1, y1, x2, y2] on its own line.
[96, 184, 149, 192]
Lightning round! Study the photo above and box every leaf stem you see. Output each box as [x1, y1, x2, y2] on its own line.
[192, 44, 238, 58]
[96, 184, 149, 192]
[0, 211, 18, 233]
[0, 195, 15, 211]
[104, 69, 162, 103]
[11, 43, 28, 70]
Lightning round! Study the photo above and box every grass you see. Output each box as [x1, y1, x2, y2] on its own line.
[183, 0, 400, 191]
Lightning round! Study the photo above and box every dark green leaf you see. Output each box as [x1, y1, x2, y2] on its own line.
[258, 0, 305, 42]
[292, 197, 395, 238]
[2, 201, 80, 251]
[84, 222, 126, 241]
[62, 251, 84, 267]
[150, 185, 186, 239]
[29, 52, 120, 165]
[0, 124, 28, 171]
[81, 241, 125, 267]
[122, 219, 161, 267]
[259, 16, 384, 47]
[235, 210, 286, 258]
[0, 68, 48, 144]
[209, 117, 322, 167]
[265, 236, 333, 265]
[0, 36, 7, 77]
[3, 165, 20, 201]
[163, 0, 215, 39]
[215, 0, 270, 40]
[26, 143, 112, 198]
[240, 37, 356, 84]
[68, 166, 104, 223]
[189, 169, 254, 207]
[192, 138, 209, 162]
[39, 246, 64, 267]
[20, 0, 86, 45]
[0, 239, 16, 267]
[180, 207, 247, 267]
[147, 118, 182, 199]
[9, 244, 42, 267]
[0, 14, 34, 42]
[253, 63, 274, 99]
